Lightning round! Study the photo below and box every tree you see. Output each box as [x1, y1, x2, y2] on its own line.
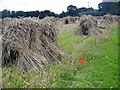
[87, 8, 94, 11]
[1, 9, 11, 18]
[0, 11, 2, 18]
[16, 11, 26, 17]
[67, 5, 78, 16]
[78, 7, 88, 12]
[98, 2, 120, 15]
[67, 5, 77, 11]
[11, 11, 16, 18]
[58, 11, 68, 18]
[34, 10, 40, 17]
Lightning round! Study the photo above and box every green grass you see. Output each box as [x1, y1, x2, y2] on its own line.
[2, 23, 119, 88]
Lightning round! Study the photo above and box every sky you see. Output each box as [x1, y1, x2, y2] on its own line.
[0, 0, 103, 14]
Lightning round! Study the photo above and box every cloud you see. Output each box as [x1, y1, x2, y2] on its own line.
[0, 0, 102, 14]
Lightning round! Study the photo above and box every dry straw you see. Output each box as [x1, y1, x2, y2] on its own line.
[74, 15, 103, 36]
[1, 18, 66, 72]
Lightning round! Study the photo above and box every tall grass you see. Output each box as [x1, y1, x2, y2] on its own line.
[2, 23, 119, 88]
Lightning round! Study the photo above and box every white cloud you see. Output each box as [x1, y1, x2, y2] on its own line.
[0, 0, 102, 14]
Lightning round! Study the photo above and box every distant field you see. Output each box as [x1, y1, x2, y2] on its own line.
[2, 23, 119, 88]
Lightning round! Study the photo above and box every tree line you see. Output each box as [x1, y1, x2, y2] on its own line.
[0, 2, 120, 19]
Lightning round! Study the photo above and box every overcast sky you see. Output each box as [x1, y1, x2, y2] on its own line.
[0, 0, 103, 14]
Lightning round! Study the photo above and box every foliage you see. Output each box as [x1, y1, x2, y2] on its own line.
[1, 9, 11, 18]
[98, 2, 120, 15]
